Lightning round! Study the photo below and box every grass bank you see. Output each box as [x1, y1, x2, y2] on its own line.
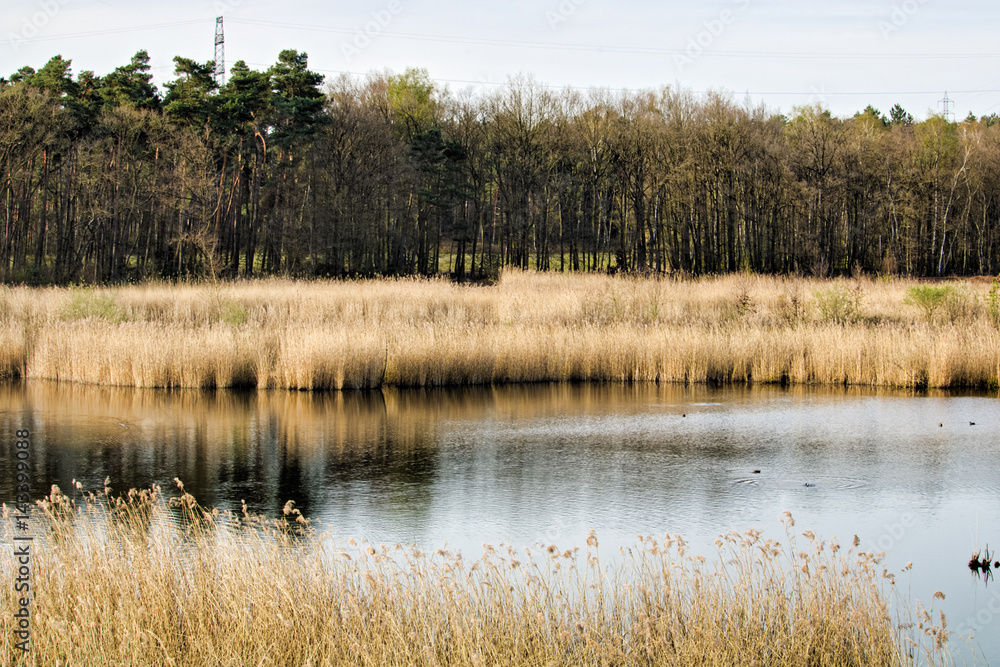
[1, 272, 998, 390]
[0, 484, 950, 666]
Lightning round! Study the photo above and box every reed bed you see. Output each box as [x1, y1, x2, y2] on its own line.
[0, 272, 998, 389]
[0, 484, 951, 666]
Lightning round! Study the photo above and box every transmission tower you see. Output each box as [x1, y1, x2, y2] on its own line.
[939, 91, 954, 122]
[214, 17, 225, 87]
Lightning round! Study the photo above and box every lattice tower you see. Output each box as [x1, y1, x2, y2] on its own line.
[214, 17, 225, 87]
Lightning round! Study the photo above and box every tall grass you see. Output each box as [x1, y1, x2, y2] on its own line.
[0, 484, 951, 666]
[1, 272, 998, 389]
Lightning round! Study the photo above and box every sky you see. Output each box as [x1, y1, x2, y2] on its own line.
[2, 0, 999, 120]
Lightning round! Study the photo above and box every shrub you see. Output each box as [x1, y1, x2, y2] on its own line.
[941, 285, 978, 324]
[903, 285, 953, 324]
[988, 276, 1000, 329]
[220, 300, 249, 327]
[814, 285, 863, 324]
[60, 289, 125, 322]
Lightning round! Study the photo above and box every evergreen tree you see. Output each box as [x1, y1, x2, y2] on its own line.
[101, 50, 160, 110]
[889, 103, 914, 126]
[268, 50, 327, 148]
[163, 57, 217, 129]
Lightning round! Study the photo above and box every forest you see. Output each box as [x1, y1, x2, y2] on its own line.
[2, 50, 1000, 284]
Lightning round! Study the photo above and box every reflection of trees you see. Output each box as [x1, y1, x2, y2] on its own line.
[0, 382, 961, 519]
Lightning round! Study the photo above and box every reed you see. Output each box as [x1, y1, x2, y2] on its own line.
[1, 272, 998, 390]
[0, 484, 951, 666]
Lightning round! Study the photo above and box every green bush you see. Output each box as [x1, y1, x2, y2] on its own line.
[220, 300, 249, 327]
[61, 290, 125, 322]
[813, 285, 863, 324]
[941, 285, 978, 324]
[0, 287, 10, 325]
[988, 276, 1000, 328]
[904, 285, 953, 324]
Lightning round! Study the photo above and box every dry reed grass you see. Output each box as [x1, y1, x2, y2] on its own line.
[0, 484, 951, 666]
[0, 272, 997, 389]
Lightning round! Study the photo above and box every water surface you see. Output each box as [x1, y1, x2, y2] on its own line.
[2, 382, 998, 661]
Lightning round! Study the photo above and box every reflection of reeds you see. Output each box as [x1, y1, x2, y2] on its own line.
[0, 487, 949, 665]
[2, 272, 998, 389]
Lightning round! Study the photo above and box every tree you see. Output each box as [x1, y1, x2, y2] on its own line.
[889, 103, 913, 127]
[485, 75, 554, 270]
[260, 50, 328, 273]
[214, 60, 274, 275]
[410, 127, 469, 275]
[22, 56, 76, 98]
[858, 105, 887, 127]
[5, 51, 1000, 285]
[268, 50, 326, 149]
[101, 50, 160, 110]
[388, 67, 437, 141]
[163, 57, 217, 129]
[0, 82, 62, 279]
[787, 104, 849, 274]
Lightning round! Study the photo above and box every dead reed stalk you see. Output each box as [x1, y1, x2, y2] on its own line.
[0, 272, 997, 390]
[0, 485, 949, 666]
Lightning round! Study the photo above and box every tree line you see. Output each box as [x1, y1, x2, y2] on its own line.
[2, 51, 1000, 284]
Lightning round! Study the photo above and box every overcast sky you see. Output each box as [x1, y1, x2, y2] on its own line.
[2, 0, 998, 119]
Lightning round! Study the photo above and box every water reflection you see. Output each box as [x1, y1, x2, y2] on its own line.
[2, 381, 999, 660]
[1, 384, 448, 516]
[0, 382, 995, 528]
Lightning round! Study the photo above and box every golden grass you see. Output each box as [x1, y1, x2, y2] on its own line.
[0, 484, 951, 666]
[0, 272, 998, 389]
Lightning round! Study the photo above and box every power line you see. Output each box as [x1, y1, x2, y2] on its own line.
[262, 65, 1000, 98]
[7, 16, 998, 76]
[0, 20, 206, 46]
[229, 18, 1000, 61]
[5, 15, 998, 65]
[11, 17, 1000, 112]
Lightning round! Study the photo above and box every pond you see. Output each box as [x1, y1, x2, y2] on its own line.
[2, 381, 999, 662]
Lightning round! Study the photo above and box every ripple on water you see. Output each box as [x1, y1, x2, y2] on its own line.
[731, 474, 870, 490]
